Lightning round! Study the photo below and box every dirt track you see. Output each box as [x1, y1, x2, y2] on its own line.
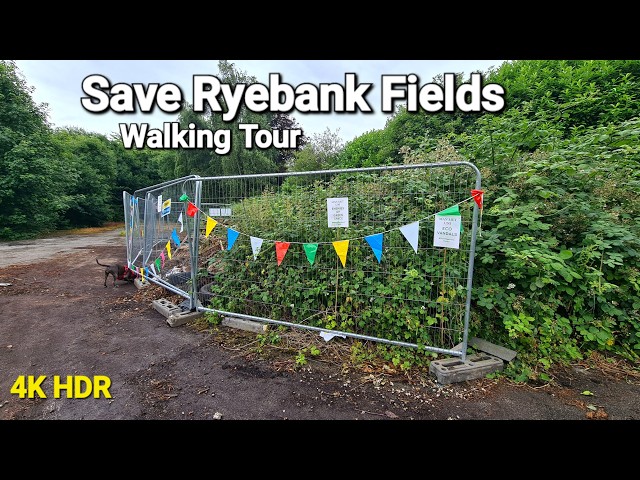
[1, 226, 639, 422]
[0, 229, 125, 268]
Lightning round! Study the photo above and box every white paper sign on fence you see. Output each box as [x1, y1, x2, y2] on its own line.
[434, 215, 461, 249]
[327, 197, 349, 228]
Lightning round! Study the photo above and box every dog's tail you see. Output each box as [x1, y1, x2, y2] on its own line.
[96, 258, 109, 267]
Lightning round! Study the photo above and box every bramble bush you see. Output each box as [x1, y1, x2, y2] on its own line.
[465, 117, 640, 381]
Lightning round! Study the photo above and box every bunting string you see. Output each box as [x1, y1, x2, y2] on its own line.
[183, 195, 480, 246]
[136, 190, 484, 274]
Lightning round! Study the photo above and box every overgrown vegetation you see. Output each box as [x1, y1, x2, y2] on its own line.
[204, 166, 474, 356]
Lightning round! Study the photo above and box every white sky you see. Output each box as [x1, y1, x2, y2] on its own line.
[13, 60, 506, 143]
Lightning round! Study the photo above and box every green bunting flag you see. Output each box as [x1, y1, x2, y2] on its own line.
[438, 204, 460, 216]
[303, 243, 319, 265]
[437, 204, 463, 232]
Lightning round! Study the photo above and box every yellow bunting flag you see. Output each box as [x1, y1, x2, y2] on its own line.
[140, 267, 144, 282]
[166, 241, 172, 260]
[206, 216, 217, 237]
[332, 240, 349, 268]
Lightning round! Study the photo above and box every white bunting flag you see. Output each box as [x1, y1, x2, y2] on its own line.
[250, 236, 264, 260]
[399, 221, 420, 253]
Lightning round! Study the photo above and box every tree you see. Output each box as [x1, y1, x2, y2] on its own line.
[174, 61, 304, 177]
[0, 61, 69, 239]
[335, 128, 395, 168]
[51, 128, 119, 227]
[268, 112, 308, 172]
[289, 127, 344, 172]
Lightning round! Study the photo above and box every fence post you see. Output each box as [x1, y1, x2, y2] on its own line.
[188, 179, 203, 311]
[461, 162, 482, 361]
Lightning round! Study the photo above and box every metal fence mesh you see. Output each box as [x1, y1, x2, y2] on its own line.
[127, 176, 200, 302]
[125, 163, 481, 358]
[184, 162, 481, 357]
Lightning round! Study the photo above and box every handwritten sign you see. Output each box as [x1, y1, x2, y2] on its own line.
[327, 198, 349, 228]
[434, 215, 460, 249]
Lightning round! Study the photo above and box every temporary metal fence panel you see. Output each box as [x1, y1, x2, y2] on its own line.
[176, 162, 482, 360]
[126, 176, 201, 304]
[123, 191, 142, 268]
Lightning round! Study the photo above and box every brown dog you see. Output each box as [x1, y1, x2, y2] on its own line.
[96, 259, 136, 287]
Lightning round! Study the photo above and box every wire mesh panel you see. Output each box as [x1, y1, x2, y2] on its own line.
[123, 191, 142, 268]
[185, 162, 481, 359]
[127, 176, 201, 301]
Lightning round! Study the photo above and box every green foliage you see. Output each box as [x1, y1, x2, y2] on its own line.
[288, 127, 344, 174]
[0, 61, 69, 239]
[0, 61, 49, 138]
[335, 128, 395, 168]
[254, 329, 282, 354]
[295, 351, 307, 367]
[204, 60, 640, 380]
[0, 61, 169, 239]
[485, 60, 640, 139]
[0, 131, 71, 239]
[257, 330, 281, 347]
[204, 166, 473, 371]
[204, 312, 223, 325]
[467, 116, 640, 379]
[50, 128, 119, 227]
[170, 60, 301, 178]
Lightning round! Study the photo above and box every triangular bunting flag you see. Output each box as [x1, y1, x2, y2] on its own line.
[438, 204, 460, 216]
[155, 257, 161, 272]
[206, 216, 217, 237]
[150, 263, 156, 276]
[275, 241, 290, 266]
[179, 193, 189, 202]
[186, 202, 198, 217]
[166, 241, 172, 260]
[365, 233, 383, 263]
[303, 243, 318, 266]
[171, 228, 181, 247]
[471, 189, 484, 210]
[438, 204, 464, 232]
[399, 222, 420, 253]
[139, 267, 144, 282]
[144, 266, 149, 279]
[250, 236, 264, 260]
[160, 252, 165, 268]
[332, 240, 349, 267]
[227, 229, 239, 250]
[178, 212, 184, 233]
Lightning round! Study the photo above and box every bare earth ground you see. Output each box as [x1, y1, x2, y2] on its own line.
[1, 225, 639, 426]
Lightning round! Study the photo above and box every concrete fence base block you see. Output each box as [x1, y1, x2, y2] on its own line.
[429, 353, 504, 385]
[222, 317, 269, 333]
[167, 310, 203, 327]
[152, 299, 203, 327]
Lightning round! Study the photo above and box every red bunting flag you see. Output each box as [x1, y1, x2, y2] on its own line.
[275, 241, 290, 266]
[186, 202, 198, 217]
[471, 189, 484, 210]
